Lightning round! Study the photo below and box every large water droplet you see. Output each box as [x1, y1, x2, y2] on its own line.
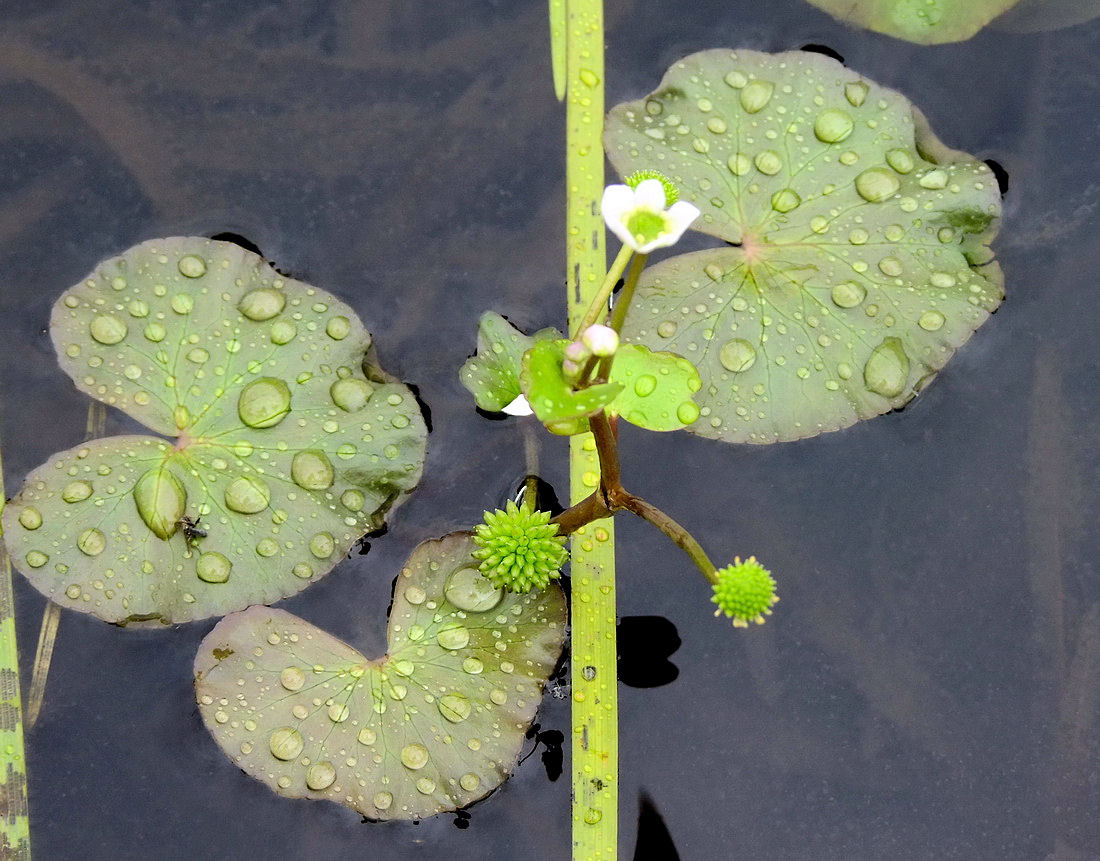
[771, 188, 801, 212]
[238, 377, 292, 428]
[305, 761, 336, 791]
[238, 288, 286, 321]
[719, 339, 756, 373]
[863, 337, 910, 398]
[855, 168, 900, 202]
[633, 375, 657, 397]
[886, 148, 914, 174]
[224, 475, 271, 514]
[739, 80, 773, 113]
[309, 532, 335, 558]
[444, 566, 503, 613]
[18, 507, 42, 530]
[280, 666, 306, 691]
[459, 773, 481, 792]
[76, 528, 106, 556]
[291, 450, 335, 491]
[133, 466, 186, 539]
[437, 624, 470, 650]
[177, 254, 207, 278]
[268, 727, 304, 761]
[918, 310, 946, 331]
[196, 551, 232, 583]
[400, 743, 429, 770]
[439, 693, 472, 723]
[813, 109, 854, 143]
[676, 402, 700, 425]
[754, 150, 782, 176]
[830, 282, 866, 308]
[844, 81, 868, 107]
[90, 315, 128, 345]
[330, 378, 374, 412]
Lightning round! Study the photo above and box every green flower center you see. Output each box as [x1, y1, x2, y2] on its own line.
[625, 209, 669, 245]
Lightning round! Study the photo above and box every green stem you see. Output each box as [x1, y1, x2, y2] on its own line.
[562, 0, 618, 857]
[0, 437, 32, 861]
[607, 253, 647, 335]
[571, 243, 632, 340]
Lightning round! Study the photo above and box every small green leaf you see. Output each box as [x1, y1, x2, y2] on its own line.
[520, 340, 623, 423]
[195, 532, 566, 820]
[459, 312, 560, 412]
[605, 50, 1003, 444]
[607, 345, 702, 431]
[2, 237, 427, 624]
[804, 0, 1021, 44]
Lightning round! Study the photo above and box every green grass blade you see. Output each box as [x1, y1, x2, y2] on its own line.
[548, 0, 567, 100]
[564, 1, 618, 857]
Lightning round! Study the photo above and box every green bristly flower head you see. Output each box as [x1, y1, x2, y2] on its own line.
[625, 169, 680, 205]
[711, 555, 779, 628]
[472, 500, 569, 592]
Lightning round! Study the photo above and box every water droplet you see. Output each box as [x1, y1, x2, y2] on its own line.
[584, 807, 603, 825]
[863, 337, 910, 398]
[437, 625, 470, 650]
[224, 475, 271, 514]
[739, 80, 773, 113]
[918, 310, 946, 331]
[292, 562, 313, 579]
[439, 693, 472, 723]
[171, 294, 195, 314]
[704, 263, 724, 281]
[830, 282, 866, 308]
[177, 254, 206, 278]
[76, 528, 106, 557]
[878, 256, 903, 277]
[25, 551, 48, 568]
[64, 584, 81, 599]
[340, 489, 365, 512]
[462, 657, 484, 674]
[719, 339, 757, 373]
[291, 450, 335, 491]
[445, 567, 503, 613]
[18, 507, 42, 530]
[633, 375, 657, 397]
[60, 480, 93, 503]
[255, 538, 279, 557]
[280, 666, 306, 691]
[309, 532, 335, 558]
[459, 773, 481, 792]
[579, 68, 600, 88]
[489, 689, 507, 705]
[305, 761, 336, 791]
[327, 703, 350, 723]
[357, 727, 377, 746]
[844, 81, 868, 107]
[771, 188, 801, 212]
[404, 585, 426, 605]
[238, 288, 286, 321]
[676, 402, 700, 424]
[855, 168, 900, 202]
[237, 377, 292, 428]
[268, 727, 304, 761]
[373, 791, 393, 810]
[89, 315, 127, 345]
[143, 322, 166, 342]
[196, 551, 232, 583]
[186, 347, 209, 364]
[415, 777, 436, 795]
[656, 320, 678, 338]
[919, 169, 948, 190]
[724, 70, 748, 88]
[929, 272, 956, 289]
[813, 109, 853, 143]
[400, 743, 429, 770]
[706, 117, 727, 135]
[754, 150, 782, 176]
[727, 153, 752, 176]
[886, 148, 914, 174]
[269, 320, 297, 345]
[329, 378, 373, 412]
[325, 316, 350, 340]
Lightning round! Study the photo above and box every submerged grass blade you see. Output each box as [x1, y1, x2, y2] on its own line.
[26, 401, 104, 727]
[0, 438, 32, 860]
[565, 1, 618, 857]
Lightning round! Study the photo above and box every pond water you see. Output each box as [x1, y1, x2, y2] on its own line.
[1, 1, 1097, 858]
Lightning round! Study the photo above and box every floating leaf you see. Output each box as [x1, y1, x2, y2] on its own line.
[194, 532, 566, 820]
[520, 340, 623, 423]
[459, 312, 560, 412]
[1, 237, 427, 624]
[604, 50, 1003, 444]
[804, 0, 1020, 43]
[991, 0, 1100, 32]
[607, 345, 702, 431]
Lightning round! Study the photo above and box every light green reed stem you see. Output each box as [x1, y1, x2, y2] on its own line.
[0, 437, 32, 860]
[562, 0, 618, 858]
[26, 401, 105, 728]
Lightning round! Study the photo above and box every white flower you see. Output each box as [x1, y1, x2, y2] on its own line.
[502, 393, 533, 416]
[601, 179, 700, 253]
[581, 324, 619, 357]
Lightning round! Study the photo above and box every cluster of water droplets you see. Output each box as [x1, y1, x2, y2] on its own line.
[195, 534, 566, 819]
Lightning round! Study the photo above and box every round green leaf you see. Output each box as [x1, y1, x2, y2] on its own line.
[459, 311, 561, 412]
[804, 0, 1021, 44]
[605, 50, 1003, 444]
[2, 237, 427, 623]
[607, 345, 702, 431]
[194, 532, 566, 820]
[520, 340, 623, 423]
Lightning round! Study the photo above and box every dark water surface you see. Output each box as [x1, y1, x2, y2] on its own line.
[1, 1, 1097, 858]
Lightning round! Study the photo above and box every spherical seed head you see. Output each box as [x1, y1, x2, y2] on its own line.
[711, 556, 778, 628]
[471, 500, 568, 592]
[625, 169, 680, 205]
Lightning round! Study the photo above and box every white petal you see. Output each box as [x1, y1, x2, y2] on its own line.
[634, 178, 668, 209]
[666, 200, 701, 233]
[600, 184, 635, 221]
[502, 394, 534, 416]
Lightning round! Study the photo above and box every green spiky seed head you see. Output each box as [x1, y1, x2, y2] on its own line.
[625, 169, 680, 205]
[472, 500, 568, 592]
[711, 556, 778, 628]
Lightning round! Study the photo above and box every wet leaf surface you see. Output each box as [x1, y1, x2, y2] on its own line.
[804, 0, 1020, 43]
[195, 532, 566, 820]
[2, 237, 427, 623]
[605, 50, 1003, 444]
[459, 311, 560, 412]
